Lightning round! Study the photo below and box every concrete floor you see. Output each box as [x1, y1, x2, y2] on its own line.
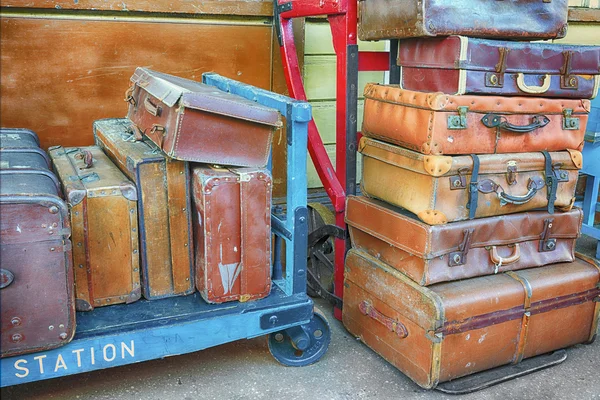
[2, 237, 599, 400]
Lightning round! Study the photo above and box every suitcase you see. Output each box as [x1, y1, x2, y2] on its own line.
[397, 37, 600, 99]
[94, 118, 194, 299]
[346, 195, 583, 286]
[1, 169, 75, 357]
[0, 148, 51, 170]
[362, 84, 590, 155]
[359, 137, 581, 225]
[191, 165, 272, 303]
[358, 0, 569, 41]
[343, 249, 600, 389]
[0, 128, 40, 148]
[49, 145, 141, 311]
[126, 67, 282, 167]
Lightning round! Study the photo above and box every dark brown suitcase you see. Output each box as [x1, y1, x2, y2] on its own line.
[94, 118, 194, 299]
[126, 67, 282, 167]
[358, 0, 568, 41]
[362, 83, 590, 155]
[49, 145, 141, 311]
[191, 165, 272, 303]
[343, 249, 600, 389]
[346, 195, 582, 285]
[397, 36, 600, 99]
[1, 169, 75, 358]
[360, 137, 581, 225]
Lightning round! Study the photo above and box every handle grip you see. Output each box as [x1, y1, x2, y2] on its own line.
[489, 244, 521, 266]
[75, 149, 93, 169]
[144, 96, 161, 117]
[481, 114, 550, 133]
[516, 73, 551, 94]
[478, 177, 545, 206]
[359, 301, 408, 338]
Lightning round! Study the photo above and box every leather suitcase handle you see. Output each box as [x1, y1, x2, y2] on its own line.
[74, 149, 93, 169]
[359, 300, 408, 338]
[478, 177, 545, 206]
[144, 96, 161, 117]
[516, 73, 551, 94]
[489, 244, 521, 267]
[481, 114, 550, 133]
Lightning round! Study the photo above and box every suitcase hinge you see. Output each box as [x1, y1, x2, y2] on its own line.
[539, 218, 557, 253]
[448, 229, 474, 267]
[447, 106, 468, 130]
[562, 109, 580, 130]
[560, 51, 578, 90]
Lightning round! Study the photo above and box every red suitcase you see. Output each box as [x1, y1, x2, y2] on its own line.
[397, 36, 600, 99]
[1, 169, 75, 358]
[191, 165, 272, 303]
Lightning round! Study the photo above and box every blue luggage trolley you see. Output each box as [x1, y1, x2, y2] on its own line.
[0, 73, 331, 387]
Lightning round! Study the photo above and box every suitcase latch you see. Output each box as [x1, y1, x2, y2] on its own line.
[506, 161, 518, 186]
[552, 163, 570, 183]
[560, 51, 578, 90]
[448, 229, 474, 267]
[449, 167, 469, 190]
[447, 106, 468, 130]
[562, 109, 580, 130]
[539, 218, 557, 252]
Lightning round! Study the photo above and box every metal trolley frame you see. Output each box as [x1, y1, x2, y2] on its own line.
[0, 73, 331, 387]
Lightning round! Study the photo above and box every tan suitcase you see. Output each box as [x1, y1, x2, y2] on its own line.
[359, 137, 581, 225]
[94, 119, 194, 300]
[343, 249, 600, 389]
[49, 146, 141, 311]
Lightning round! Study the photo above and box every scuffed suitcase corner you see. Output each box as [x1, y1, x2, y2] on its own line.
[417, 209, 448, 225]
[126, 286, 142, 304]
[119, 181, 138, 201]
[422, 155, 453, 177]
[566, 149, 583, 169]
[75, 298, 93, 312]
[65, 187, 86, 207]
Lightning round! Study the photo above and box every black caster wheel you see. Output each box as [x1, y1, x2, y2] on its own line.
[268, 310, 331, 367]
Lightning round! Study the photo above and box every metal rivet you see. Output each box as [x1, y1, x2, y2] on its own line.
[75, 211, 79, 216]
[112, 190, 117, 195]
[106, 299, 111, 302]
[132, 228, 137, 232]
[101, 191, 106, 195]
[133, 249, 138, 254]
[52, 223, 58, 227]
[186, 278, 190, 281]
[49, 206, 59, 214]
[299, 216, 306, 223]
[79, 264, 84, 268]
[11, 317, 21, 326]
[130, 209, 135, 213]
[134, 268, 138, 272]
[50, 247, 56, 252]
[42, 224, 47, 228]
[77, 242, 82, 247]
[453, 254, 461, 263]
[120, 296, 124, 300]
[184, 243, 188, 247]
[182, 208, 186, 211]
[269, 316, 278, 325]
[49, 325, 55, 330]
[12, 334, 23, 342]
[453, 179, 461, 187]
[59, 333, 68, 340]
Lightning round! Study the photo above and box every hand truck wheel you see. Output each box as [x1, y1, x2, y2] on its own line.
[267, 309, 331, 367]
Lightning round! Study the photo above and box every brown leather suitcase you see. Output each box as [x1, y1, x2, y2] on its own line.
[191, 165, 271, 303]
[1, 169, 75, 357]
[94, 118, 194, 300]
[359, 137, 581, 225]
[346, 195, 583, 285]
[49, 145, 141, 311]
[362, 84, 590, 155]
[358, 0, 568, 41]
[126, 67, 282, 167]
[397, 36, 600, 99]
[343, 249, 600, 389]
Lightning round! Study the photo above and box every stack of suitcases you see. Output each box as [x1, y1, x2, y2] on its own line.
[343, 0, 600, 390]
[0, 68, 282, 357]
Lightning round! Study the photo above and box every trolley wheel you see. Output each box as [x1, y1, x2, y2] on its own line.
[268, 309, 331, 367]
[306, 203, 336, 298]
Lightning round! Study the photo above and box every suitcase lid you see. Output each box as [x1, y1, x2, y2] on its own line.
[48, 145, 138, 205]
[0, 128, 40, 148]
[397, 36, 600, 75]
[358, 137, 582, 178]
[93, 118, 167, 172]
[346, 195, 582, 260]
[363, 83, 591, 115]
[0, 148, 51, 170]
[130, 67, 282, 127]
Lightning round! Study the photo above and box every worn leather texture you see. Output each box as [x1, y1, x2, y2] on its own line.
[343, 249, 600, 389]
[126, 67, 282, 168]
[346, 195, 582, 285]
[362, 83, 590, 155]
[0, 170, 75, 357]
[359, 137, 581, 224]
[358, 0, 568, 41]
[192, 166, 272, 304]
[94, 119, 194, 300]
[49, 146, 141, 311]
[398, 37, 600, 99]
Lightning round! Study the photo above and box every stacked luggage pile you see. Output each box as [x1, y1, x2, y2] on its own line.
[0, 68, 281, 358]
[343, 0, 600, 390]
